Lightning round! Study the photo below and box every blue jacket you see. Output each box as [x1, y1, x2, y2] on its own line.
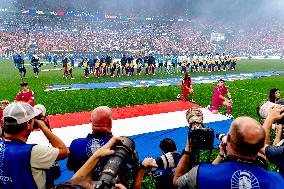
[0, 140, 37, 189]
[198, 162, 284, 189]
[67, 133, 112, 180]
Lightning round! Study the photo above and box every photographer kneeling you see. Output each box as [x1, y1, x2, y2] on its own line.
[261, 105, 284, 178]
[174, 116, 284, 189]
[132, 138, 181, 189]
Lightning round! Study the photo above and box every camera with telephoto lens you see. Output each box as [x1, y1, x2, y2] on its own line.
[186, 108, 214, 151]
[93, 137, 138, 189]
[152, 152, 180, 172]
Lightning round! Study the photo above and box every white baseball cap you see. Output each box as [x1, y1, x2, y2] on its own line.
[3, 102, 41, 124]
[34, 104, 46, 115]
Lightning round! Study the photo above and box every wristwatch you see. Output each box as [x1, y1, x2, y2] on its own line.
[181, 149, 190, 156]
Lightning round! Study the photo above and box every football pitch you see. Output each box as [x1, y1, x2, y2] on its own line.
[1, 59, 283, 120]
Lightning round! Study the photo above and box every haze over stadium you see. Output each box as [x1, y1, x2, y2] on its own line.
[0, 0, 284, 189]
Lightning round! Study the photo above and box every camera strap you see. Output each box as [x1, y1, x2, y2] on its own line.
[224, 156, 267, 169]
[54, 182, 86, 189]
[162, 154, 170, 169]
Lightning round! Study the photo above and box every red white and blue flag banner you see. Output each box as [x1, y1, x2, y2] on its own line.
[27, 101, 232, 183]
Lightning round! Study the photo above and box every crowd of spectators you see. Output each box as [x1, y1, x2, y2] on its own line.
[0, 13, 284, 58]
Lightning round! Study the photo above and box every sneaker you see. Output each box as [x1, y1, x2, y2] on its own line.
[191, 99, 195, 102]
[206, 105, 213, 112]
[177, 94, 181, 99]
[71, 77, 75, 80]
[226, 114, 234, 119]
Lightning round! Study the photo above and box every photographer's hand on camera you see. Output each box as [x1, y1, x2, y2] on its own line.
[212, 142, 226, 164]
[261, 105, 284, 179]
[34, 118, 48, 130]
[34, 118, 69, 160]
[141, 158, 158, 169]
[96, 137, 123, 158]
[263, 105, 284, 144]
[114, 183, 127, 189]
[273, 124, 284, 146]
[267, 105, 284, 122]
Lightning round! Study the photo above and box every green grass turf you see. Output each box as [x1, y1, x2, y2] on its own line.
[0, 59, 283, 117]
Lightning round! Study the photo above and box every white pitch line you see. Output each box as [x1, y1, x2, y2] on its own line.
[228, 86, 268, 96]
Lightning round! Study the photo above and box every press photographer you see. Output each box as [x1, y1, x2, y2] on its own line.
[1, 102, 69, 189]
[67, 106, 138, 189]
[132, 138, 181, 189]
[56, 137, 134, 189]
[212, 133, 267, 168]
[68, 106, 118, 181]
[174, 116, 283, 189]
[261, 105, 284, 178]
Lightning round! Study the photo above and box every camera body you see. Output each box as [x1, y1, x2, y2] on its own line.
[33, 114, 50, 129]
[94, 137, 138, 189]
[186, 107, 214, 151]
[189, 125, 214, 150]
